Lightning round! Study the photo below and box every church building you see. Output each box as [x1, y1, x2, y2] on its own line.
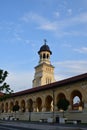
[0, 40, 87, 123]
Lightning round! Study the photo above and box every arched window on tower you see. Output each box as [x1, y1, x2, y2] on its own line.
[46, 77, 51, 84]
[48, 78, 50, 84]
[40, 54, 42, 59]
[50, 78, 51, 83]
[46, 78, 48, 84]
[47, 54, 49, 59]
[43, 53, 45, 59]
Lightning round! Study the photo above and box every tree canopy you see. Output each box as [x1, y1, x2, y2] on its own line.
[57, 98, 69, 111]
[0, 69, 13, 100]
[13, 104, 20, 112]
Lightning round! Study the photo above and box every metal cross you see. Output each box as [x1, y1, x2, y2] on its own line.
[44, 39, 47, 45]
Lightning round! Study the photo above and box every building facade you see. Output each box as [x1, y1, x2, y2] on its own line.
[0, 42, 87, 123]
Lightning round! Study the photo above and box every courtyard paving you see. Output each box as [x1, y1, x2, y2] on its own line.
[0, 120, 87, 130]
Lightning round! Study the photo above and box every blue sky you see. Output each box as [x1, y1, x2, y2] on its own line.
[0, 0, 87, 92]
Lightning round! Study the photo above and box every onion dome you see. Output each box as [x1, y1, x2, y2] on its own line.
[38, 40, 52, 54]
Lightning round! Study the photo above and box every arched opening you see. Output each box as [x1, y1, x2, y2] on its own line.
[46, 77, 51, 84]
[43, 53, 45, 59]
[13, 100, 20, 112]
[56, 93, 69, 111]
[71, 90, 83, 110]
[47, 54, 49, 59]
[15, 100, 19, 105]
[40, 54, 42, 59]
[45, 95, 53, 111]
[57, 93, 66, 103]
[10, 102, 14, 112]
[36, 97, 42, 112]
[27, 99, 33, 112]
[73, 96, 80, 104]
[1, 103, 4, 113]
[5, 102, 8, 113]
[21, 100, 25, 112]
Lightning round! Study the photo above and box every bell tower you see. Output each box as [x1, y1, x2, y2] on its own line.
[33, 40, 55, 88]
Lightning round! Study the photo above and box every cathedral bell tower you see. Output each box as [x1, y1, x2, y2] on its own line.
[33, 40, 55, 88]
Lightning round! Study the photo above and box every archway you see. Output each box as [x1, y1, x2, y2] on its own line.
[36, 97, 42, 112]
[5, 102, 8, 113]
[56, 93, 66, 104]
[27, 99, 33, 112]
[10, 101, 14, 112]
[15, 100, 19, 105]
[13, 100, 20, 112]
[56, 93, 69, 111]
[45, 95, 53, 111]
[1, 103, 4, 113]
[21, 99, 25, 112]
[71, 90, 83, 110]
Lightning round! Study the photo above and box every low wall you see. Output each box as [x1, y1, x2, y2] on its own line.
[0, 111, 87, 123]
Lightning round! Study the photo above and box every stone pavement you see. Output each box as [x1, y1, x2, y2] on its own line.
[0, 120, 87, 130]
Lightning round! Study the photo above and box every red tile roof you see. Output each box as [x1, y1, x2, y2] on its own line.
[12, 73, 87, 97]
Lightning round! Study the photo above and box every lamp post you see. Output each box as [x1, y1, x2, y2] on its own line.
[29, 101, 33, 121]
[29, 110, 31, 121]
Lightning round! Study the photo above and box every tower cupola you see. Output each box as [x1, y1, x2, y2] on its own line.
[38, 39, 52, 55]
[38, 39, 52, 64]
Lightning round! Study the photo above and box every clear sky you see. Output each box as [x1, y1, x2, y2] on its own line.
[0, 0, 87, 92]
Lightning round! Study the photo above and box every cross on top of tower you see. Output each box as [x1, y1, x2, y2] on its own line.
[44, 39, 47, 45]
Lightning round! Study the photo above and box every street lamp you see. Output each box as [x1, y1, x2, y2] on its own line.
[29, 110, 31, 121]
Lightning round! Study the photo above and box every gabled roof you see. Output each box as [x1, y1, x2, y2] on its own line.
[12, 73, 87, 97]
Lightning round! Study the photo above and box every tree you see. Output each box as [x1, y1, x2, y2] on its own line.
[0, 69, 13, 100]
[13, 104, 20, 112]
[57, 98, 69, 117]
[13, 104, 20, 119]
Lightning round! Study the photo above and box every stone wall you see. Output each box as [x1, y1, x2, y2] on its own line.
[0, 111, 87, 123]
